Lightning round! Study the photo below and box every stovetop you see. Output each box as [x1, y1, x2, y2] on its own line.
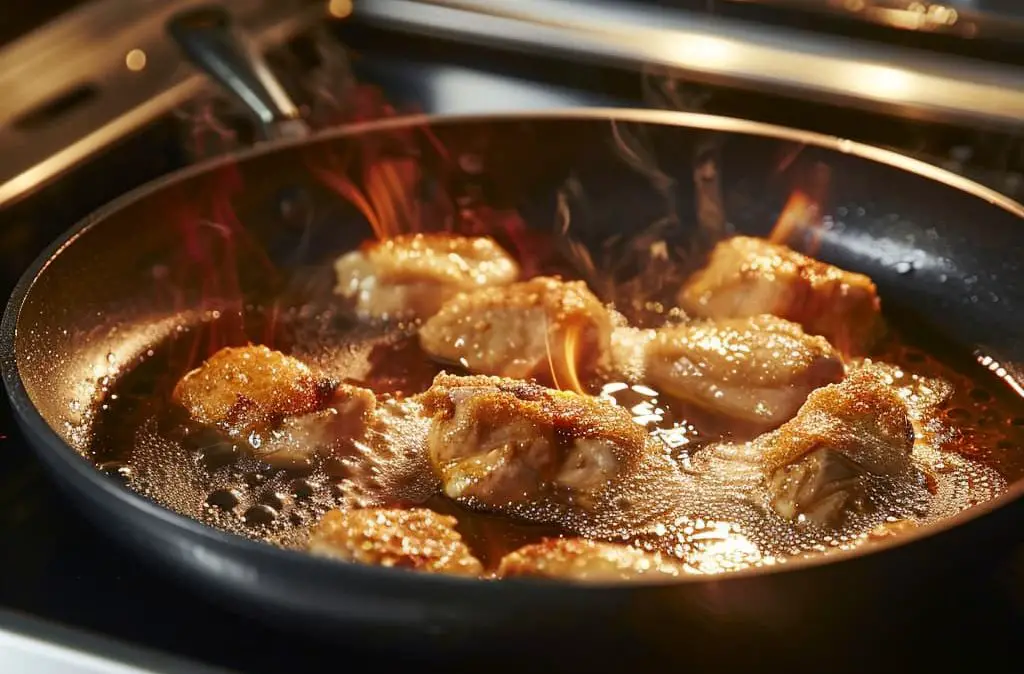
[2, 11, 1024, 674]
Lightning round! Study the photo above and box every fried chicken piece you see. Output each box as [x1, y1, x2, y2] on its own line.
[644, 315, 844, 428]
[333, 233, 519, 321]
[308, 508, 483, 576]
[173, 345, 375, 468]
[418, 276, 612, 385]
[173, 345, 336, 437]
[678, 236, 883, 354]
[418, 373, 649, 510]
[496, 538, 686, 582]
[252, 386, 377, 469]
[758, 367, 917, 527]
[849, 359, 953, 448]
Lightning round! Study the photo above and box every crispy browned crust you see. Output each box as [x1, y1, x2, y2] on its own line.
[422, 275, 605, 325]
[684, 235, 876, 299]
[419, 373, 646, 450]
[759, 366, 915, 475]
[650, 314, 844, 387]
[360, 233, 519, 286]
[418, 275, 611, 381]
[496, 537, 686, 580]
[309, 508, 483, 576]
[171, 345, 337, 436]
[679, 236, 883, 354]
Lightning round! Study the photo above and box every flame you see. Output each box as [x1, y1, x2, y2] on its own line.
[311, 160, 396, 241]
[158, 77, 441, 374]
[152, 162, 283, 375]
[768, 161, 832, 254]
[768, 189, 819, 247]
[300, 79, 470, 241]
[544, 318, 587, 395]
[308, 84, 449, 240]
[308, 83, 557, 274]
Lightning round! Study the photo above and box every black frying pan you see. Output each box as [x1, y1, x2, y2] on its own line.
[3, 7, 1024, 667]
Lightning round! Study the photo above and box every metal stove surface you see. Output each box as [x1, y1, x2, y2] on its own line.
[2, 22, 1024, 674]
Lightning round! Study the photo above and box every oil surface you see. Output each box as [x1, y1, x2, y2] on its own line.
[86, 294, 1024, 574]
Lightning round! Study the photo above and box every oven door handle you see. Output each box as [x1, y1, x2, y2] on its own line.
[168, 5, 310, 141]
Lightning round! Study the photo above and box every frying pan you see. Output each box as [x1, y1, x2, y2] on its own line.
[4, 6, 1024, 666]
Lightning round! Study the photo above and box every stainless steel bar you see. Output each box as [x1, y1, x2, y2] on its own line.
[353, 0, 1024, 130]
[721, 0, 1024, 41]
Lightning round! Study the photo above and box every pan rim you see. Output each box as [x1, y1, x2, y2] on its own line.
[3, 106, 1024, 595]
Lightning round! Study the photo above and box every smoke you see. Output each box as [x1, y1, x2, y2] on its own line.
[549, 65, 735, 326]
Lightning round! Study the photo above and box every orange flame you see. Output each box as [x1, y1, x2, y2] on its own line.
[310, 156, 422, 241]
[305, 84, 461, 241]
[544, 320, 587, 395]
[768, 189, 819, 248]
[769, 162, 831, 253]
[309, 92, 555, 270]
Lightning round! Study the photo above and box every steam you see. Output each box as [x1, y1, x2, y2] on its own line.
[550, 67, 735, 326]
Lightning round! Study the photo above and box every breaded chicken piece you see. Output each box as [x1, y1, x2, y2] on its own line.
[497, 538, 686, 582]
[418, 373, 649, 510]
[333, 233, 519, 321]
[759, 366, 917, 526]
[173, 345, 375, 468]
[645, 315, 844, 428]
[419, 276, 612, 385]
[173, 345, 337, 437]
[308, 508, 483, 576]
[678, 236, 883, 354]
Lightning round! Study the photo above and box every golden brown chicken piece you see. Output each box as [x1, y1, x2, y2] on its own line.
[496, 538, 686, 582]
[173, 345, 336, 437]
[758, 367, 917, 527]
[418, 276, 612, 385]
[418, 373, 650, 510]
[173, 345, 375, 468]
[678, 236, 883, 355]
[252, 387, 377, 469]
[644, 315, 844, 428]
[333, 233, 519, 321]
[308, 508, 483, 576]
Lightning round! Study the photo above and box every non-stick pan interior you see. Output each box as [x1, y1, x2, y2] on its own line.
[5, 111, 1024, 645]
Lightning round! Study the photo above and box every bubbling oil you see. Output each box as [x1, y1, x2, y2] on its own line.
[87, 303, 1023, 574]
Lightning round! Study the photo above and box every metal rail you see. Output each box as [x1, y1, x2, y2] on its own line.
[5, 0, 1024, 207]
[353, 0, 1024, 130]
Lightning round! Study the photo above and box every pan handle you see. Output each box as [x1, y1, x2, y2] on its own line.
[167, 5, 310, 141]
